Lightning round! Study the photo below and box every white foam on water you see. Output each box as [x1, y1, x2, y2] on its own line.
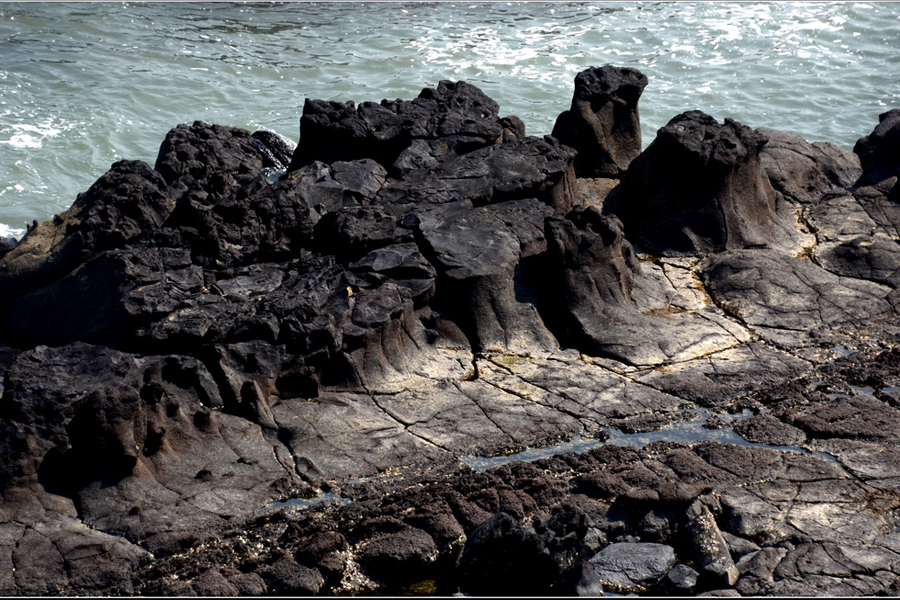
[0, 121, 63, 150]
[0, 222, 24, 239]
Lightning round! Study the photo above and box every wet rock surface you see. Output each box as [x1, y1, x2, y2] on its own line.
[1, 68, 900, 596]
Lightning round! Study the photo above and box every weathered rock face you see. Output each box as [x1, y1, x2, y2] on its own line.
[757, 127, 862, 205]
[289, 80, 511, 175]
[543, 206, 751, 366]
[700, 248, 895, 347]
[586, 542, 676, 592]
[620, 111, 804, 255]
[551, 65, 648, 178]
[2, 71, 900, 597]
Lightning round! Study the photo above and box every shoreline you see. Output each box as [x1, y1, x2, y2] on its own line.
[1, 66, 899, 596]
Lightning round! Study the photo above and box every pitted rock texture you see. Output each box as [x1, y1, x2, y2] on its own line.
[289, 79, 509, 175]
[1, 69, 900, 596]
[551, 64, 648, 178]
[620, 111, 808, 256]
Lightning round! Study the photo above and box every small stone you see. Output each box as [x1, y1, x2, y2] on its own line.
[652, 563, 700, 595]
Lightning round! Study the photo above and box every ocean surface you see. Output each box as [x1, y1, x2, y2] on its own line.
[1, 2, 898, 239]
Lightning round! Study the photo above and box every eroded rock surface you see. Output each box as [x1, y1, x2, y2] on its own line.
[1, 69, 900, 596]
[620, 111, 811, 256]
[551, 64, 648, 178]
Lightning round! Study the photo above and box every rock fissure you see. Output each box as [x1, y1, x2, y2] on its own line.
[479, 375, 589, 429]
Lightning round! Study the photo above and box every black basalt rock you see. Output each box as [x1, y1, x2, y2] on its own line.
[854, 108, 900, 190]
[543, 204, 753, 366]
[289, 80, 506, 173]
[155, 121, 268, 186]
[418, 198, 559, 354]
[251, 129, 296, 170]
[621, 111, 796, 255]
[0, 160, 175, 309]
[5, 75, 900, 598]
[757, 127, 861, 204]
[458, 512, 558, 596]
[374, 135, 578, 215]
[552, 65, 648, 178]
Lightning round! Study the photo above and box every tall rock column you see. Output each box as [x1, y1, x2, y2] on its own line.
[551, 65, 648, 178]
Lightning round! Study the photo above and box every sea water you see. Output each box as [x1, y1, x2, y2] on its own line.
[1, 2, 898, 238]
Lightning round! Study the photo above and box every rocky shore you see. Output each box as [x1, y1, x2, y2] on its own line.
[1, 66, 899, 596]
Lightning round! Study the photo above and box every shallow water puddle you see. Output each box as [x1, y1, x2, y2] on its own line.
[461, 408, 840, 473]
[460, 435, 609, 473]
[604, 408, 753, 448]
[831, 344, 857, 357]
[265, 408, 845, 507]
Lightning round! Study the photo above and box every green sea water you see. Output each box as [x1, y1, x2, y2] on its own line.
[1, 1, 898, 238]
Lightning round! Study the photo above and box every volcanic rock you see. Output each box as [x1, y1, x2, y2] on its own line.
[544, 205, 751, 366]
[700, 248, 895, 346]
[2, 74, 900, 597]
[586, 542, 676, 592]
[458, 511, 558, 595]
[251, 129, 296, 176]
[289, 80, 506, 172]
[854, 108, 900, 190]
[156, 120, 268, 186]
[652, 563, 700, 595]
[684, 498, 740, 587]
[0, 160, 175, 307]
[620, 111, 805, 255]
[731, 413, 807, 447]
[758, 127, 861, 205]
[552, 65, 648, 178]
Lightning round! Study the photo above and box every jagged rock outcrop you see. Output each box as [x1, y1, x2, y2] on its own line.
[0, 160, 176, 308]
[289, 80, 513, 175]
[2, 71, 900, 597]
[551, 65, 648, 178]
[620, 111, 807, 255]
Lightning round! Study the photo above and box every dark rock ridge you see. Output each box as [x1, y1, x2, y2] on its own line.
[854, 108, 900, 191]
[1, 66, 900, 596]
[289, 79, 521, 177]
